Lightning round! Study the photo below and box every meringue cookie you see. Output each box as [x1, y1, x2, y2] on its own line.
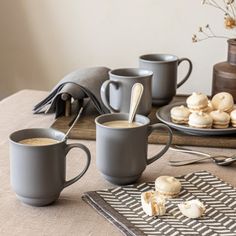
[210, 110, 230, 129]
[206, 100, 214, 113]
[186, 92, 209, 112]
[211, 92, 234, 113]
[155, 176, 182, 199]
[178, 199, 205, 219]
[141, 191, 166, 216]
[230, 109, 236, 127]
[170, 105, 191, 124]
[188, 111, 213, 128]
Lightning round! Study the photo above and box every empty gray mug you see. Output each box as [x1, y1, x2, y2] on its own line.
[9, 128, 91, 206]
[100, 68, 153, 115]
[95, 113, 172, 185]
[139, 54, 192, 106]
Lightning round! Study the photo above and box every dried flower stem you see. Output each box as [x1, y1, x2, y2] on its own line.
[195, 35, 229, 42]
[207, 25, 217, 36]
[229, 3, 236, 18]
[209, 0, 230, 15]
[193, 0, 236, 42]
[192, 25, 230, 43]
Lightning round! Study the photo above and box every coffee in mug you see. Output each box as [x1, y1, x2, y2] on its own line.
[95, 113, 173, 185]
[101, 68, 152, 115]
[139, 54, 192, 106]
[9, 128, 91, 206]
[103, 120, 141, 128]
[19, 137, 58, 146]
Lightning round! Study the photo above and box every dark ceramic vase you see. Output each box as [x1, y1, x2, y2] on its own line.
[212, 39, 236, 102]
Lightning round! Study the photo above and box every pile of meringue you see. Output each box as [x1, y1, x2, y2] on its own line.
[141, 176, 205, 219]
[170, 92, 236, 129]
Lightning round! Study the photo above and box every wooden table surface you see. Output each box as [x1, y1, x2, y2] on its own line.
[0, 90, 236, 236]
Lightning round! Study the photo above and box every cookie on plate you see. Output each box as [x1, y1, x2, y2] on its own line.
[230, 109, 236, 127]
[188, 111, 213, 128]
[155, 176, 181, 199]
[209, 110, 230, 129]
[206, 101, 214, 113]
[186, 92, 209, 112]
[170, 105, 190, 124]
[211, 92, 234, 113]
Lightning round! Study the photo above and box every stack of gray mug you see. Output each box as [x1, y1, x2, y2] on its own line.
[96, 53, 192, 185]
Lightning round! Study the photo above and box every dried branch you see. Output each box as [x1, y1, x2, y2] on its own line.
[193, 0, 236, 42]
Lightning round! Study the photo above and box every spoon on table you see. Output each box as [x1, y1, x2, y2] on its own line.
[128, 83, 144, 123]
[169, 145, 236, 166]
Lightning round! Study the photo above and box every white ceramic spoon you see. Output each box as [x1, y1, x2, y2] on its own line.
[128, 83, 144, 124]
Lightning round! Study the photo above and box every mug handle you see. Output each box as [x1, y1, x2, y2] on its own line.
[177, 58, 193, 88]
[147, 124, 172, 165]
[100, 80, 120, 113]
[63, 143, 91, 188]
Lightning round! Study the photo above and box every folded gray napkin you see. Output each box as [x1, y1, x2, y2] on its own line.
[33, 67, 110, 117]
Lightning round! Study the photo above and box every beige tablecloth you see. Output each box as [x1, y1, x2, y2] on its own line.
[0, 90, 235, 236]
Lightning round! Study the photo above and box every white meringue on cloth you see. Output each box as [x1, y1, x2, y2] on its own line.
[178, 199, 205, 219]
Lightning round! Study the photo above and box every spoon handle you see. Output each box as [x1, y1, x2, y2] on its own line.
[63, 99, 90, 141]
[64, 106, 84, 140]
[170, 145, 211, 157]
[128, 83, 144, 124]
[169, 156, 211, 166]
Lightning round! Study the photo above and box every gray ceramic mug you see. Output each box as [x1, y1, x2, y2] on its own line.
[95, 113, 172, 185]
[9, 128, 91, 206]
[139, 54, 192, 106]
[101, 68, 153, 115]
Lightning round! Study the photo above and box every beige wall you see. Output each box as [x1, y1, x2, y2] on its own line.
[0, 0, 228, 99]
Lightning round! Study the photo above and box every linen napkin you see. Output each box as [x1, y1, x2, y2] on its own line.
[33, 66, 110, 117]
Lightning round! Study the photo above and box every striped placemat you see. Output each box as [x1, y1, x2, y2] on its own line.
[82, 171, 236, 236]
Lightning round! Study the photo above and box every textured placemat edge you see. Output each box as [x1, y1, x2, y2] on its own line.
[82, 191, 142, 236]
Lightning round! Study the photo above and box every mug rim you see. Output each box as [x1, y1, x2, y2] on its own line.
[9, 128, 66, 147]
[109, 68, 153, 78]
[95, 113, 150, 130]
[139, 53, 178, 63]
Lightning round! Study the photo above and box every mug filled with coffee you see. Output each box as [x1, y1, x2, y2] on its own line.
[100, 68, 152, 115]
[95, 113, 173, 185]
[9, 128, 91, 206]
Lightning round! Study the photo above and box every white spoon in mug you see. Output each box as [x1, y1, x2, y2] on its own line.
[128, 83, 144, 124]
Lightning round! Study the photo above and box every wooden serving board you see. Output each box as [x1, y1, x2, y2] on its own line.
[51, 95, 236, 148]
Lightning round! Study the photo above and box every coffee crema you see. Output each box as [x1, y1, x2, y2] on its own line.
[19, 138, 58, 146]
[102, 120, 142, 128]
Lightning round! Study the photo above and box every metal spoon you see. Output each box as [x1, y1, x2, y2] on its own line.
[62, 106, 84, 141]
[169, 145, 236, 166]
[62, 99, 90, 141]
[128, 83, 144, 123]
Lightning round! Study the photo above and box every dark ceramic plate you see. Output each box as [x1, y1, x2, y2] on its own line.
[156, 102, 236, 136]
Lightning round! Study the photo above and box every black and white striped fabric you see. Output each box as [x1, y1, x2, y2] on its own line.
[83, 171, 236, 236]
